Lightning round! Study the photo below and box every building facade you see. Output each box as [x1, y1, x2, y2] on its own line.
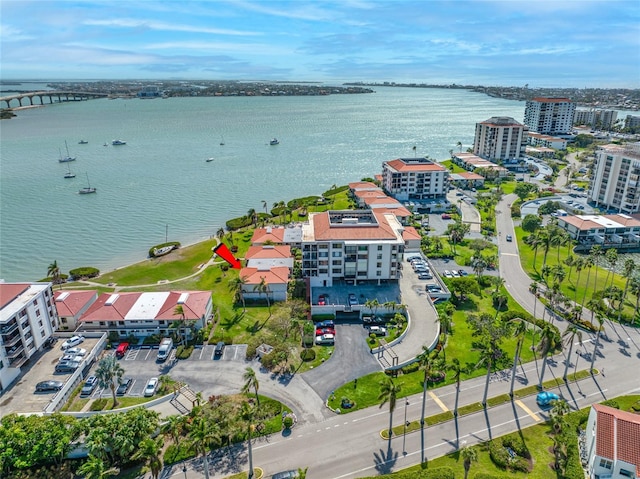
[527, 132, 568, 150]
[574, 108, 618, 130]
[588, 143, 640, 214]
[381, 158, 449, 201]
[557, 214, 640, 247]
[473, 116, 528, 161]
[0, 282, 59, 390]
[524, 97, 576, 136]
[301, 210, 407, 287]
[586, 403, 640, 479]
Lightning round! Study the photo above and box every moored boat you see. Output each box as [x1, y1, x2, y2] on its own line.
[270, 138, 279, 145]
[78, 140, 88, 144]
[112, 139, 127, 145]
[79, 173, 96, 194]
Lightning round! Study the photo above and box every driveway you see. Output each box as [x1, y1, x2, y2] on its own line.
[302, 323, 380, 400]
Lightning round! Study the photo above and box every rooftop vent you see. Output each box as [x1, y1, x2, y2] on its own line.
[177, 293, 189, 304]
[105, 294, 119, 306]
[56, 292, 70, 302]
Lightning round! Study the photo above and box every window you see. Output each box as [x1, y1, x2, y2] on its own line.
[619, 469, 633, 477]
[40, 330, 46, 338]
[599, 459, 612, 470]
[377, 254, 382, 259]
[38, 320, 43, 327]
[377, 245, 383, 251]
[376, 262, 382, 268]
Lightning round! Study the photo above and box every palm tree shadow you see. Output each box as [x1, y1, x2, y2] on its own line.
[373, 443, 399, 475]
[483, 408, 493, 441]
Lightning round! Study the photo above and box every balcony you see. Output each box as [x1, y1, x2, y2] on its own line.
[0, 322, 19, 335]
[2, 332, 23, 348]
[5, 344, 25, 358]
[9, 354, 27, 368]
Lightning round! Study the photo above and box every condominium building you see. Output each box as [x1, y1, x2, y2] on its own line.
[588, 143, 640, 214]
[524, 97, 576, 135]
[0, 282, 59, 390]
[625, 115, 640, 130]
[527, 132, 568, 150]
[574, 108, 618, 130]
[473, 116, 528, 162]
[381, 157, 449, 201]
[301, 210, 412, 287]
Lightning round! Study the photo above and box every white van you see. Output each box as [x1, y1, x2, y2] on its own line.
[157, 338, 173, 362]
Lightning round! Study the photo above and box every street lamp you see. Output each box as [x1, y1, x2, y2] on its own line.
[182, 460, 187, 479]
[403, 399, 410, 454]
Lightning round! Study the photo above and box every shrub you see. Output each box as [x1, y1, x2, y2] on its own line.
[283, 416, 294, 429]
[601, 399, 620, 409]
[163, 443, 195, 464]
[90, 398, 108, 411]
[401, 362, 420, 374]
[420, 467, 455, 479]
[175, 345, 194, 359]
[474, 474, 508, 479]
[68, 267, 99, 279]
[300, 348, 316, 361]
[226, 216, 252, 230]
[488, 440, 510, 469]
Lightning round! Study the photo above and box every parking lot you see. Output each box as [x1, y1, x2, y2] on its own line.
[1, 336, 102, 415]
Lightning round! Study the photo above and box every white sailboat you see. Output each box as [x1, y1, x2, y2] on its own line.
[64, 162, 76, 179]
[58, 141, 76, 162]
[79, 173, 96, 194]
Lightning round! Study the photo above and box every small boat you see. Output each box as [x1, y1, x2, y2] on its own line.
[78, 140, 88, 144]
[270, 138, 279, 145]
[64, 163, 76, 179]
[206, 158, 214, 162]
[112, 139, 127, 145]
[152, 245, 175, 257]
[58, 141, 76, 162]
[79, 173, 96, 194]
[220, 135, 225, 146]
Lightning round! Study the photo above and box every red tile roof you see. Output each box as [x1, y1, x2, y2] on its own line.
[532, 97, 572, 103]
[54, 290, 97, 317]
[155, 291, 211, 320]
[310, 211, 400, 241]
[348, 181, 380, 190]
[363, 196, 402, 207]
[251, 227, 286, 244]
[354, 190, 386, 199]
[245, 245, 291, 260]
[374, 206, 412, 217]
[0, 283, 31, 309]
[385, 159, 446, 173]
[239, 266, 290, 285]
[456, 172, 484, 180]
[402, 227, 422, 241]
[594, 404, 640, 471]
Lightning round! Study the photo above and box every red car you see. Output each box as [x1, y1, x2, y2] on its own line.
[316, 327, 335, 336]
[318, 295, 326, 306]
[441, 213, 452, 220]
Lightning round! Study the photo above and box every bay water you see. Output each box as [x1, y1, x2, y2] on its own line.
[1, 86, 526, 282]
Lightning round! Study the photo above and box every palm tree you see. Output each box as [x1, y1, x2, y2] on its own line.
[564, 254, 575, 285]
[562, 326, 582, 380]
[447, 358, 463, 418]
[461, 445, 478, 479]
[508, 318, 528, 397]
[240, 402, 256, 479]
[162, 414, 186, 446]
[173, 304, 187, 346]
[230, 275, 248, 313]
[617, 258, 636, 323]
[590, 314, 605, 373]
[247, 208, 257, 227]
[95, 355, 125, 408]
[378, 377, 401, 439]
[417, 347, 437, 441]
[76, 455, 119, 479]
[457, 141, 463, 153]
[47, 260, 62, 289]
[216, 227, 225, 243]
[524, 233, 543, 272]
[475, 335, 504, 407]
[536, 323, 561, 389]
[187, 416, 219, 479]
[580, 255, 595, 310]
[572, 256, 585, 302]
[412, 145, 417, 157]
[590, 245, 604, 295]
[550, 398, 571, 434]
[253, 276, 271, 316]
[603, 248, 618, 292]
[131, 437, 163, 479]
[242, 367, 260, 407]
[261, 200, 268, 216]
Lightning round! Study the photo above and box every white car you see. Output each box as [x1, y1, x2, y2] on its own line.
[315, 334, 335, 345]
[65, 347, 87, 357]
[61, 335, 84, 350]
[368, 326, 387, 337]
[144, 377, 159, 397]
[443, 270, 453, 278]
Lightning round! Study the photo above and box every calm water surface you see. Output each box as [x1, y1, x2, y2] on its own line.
[2, 87, 528, 281]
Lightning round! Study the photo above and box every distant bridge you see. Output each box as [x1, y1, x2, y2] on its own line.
[0, 91, 109, 108]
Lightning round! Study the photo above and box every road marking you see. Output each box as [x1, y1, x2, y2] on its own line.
[429, 391, 449, 412]
[515, 399, 541, 422]
[501, 253, 519, 256]
[199, 347, 205, 360]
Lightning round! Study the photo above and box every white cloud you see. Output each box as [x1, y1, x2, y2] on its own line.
[83, 18, 260, 36]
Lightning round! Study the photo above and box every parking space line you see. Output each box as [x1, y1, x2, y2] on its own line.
[515, 399, 541, 422]
[233, 346, 239, 360]
[199, 347, 205, 360]
[428, 391, 449, 412]
[144, 349, 153, 360]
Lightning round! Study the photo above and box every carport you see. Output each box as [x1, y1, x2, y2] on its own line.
[334, 311, 360, 322]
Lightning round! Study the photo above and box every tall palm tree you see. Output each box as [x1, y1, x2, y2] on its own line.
[378, 377, 401, 439]
[230, 275, 248, 313]
[536, 323, 561, 389]
[619, 261, 637, 323]
[173, 304, 187, 346]
[418, 347, 437, 428]
[412, 145, 417, 157]
[603, 248, 618, 292]
[131, 437, 163, 479]
[187, 416, 219, 479]
[253, 276, 271, 316]
[216, 227, 225, 243]
[242, 367, 260, 407]
[261, 200, 268, 216]
[457, 141, 463, 153]
[461, 445, 478, 479]
[572, 256, 585, 302]
[562, 326, 582, 380]
[247, 208, 257, 227]
[162, 414, 186, 446]
[76, 455, 119, 479]
[95, 355, 125, 408]
[47, 260, 62, 289]
[590, 245, 604, 295]
[564, 254, 575, 285]
[475, 335, 503, 407]
[524, 232, 543, 272]
[590, 314, 605, 373]
[508, 318, 528, 397]
[447, 358, 463, 418]
[240, 402, 256, 479]
[580, 255, 595, 310]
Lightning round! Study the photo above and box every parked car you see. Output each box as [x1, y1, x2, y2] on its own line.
[116, 378, 133, 396]
[214, 341, 226, 357]
[443, 270, 452, 278]
[115, 342, 130, 358]
[316, 320, 335, 329]
[368, 326, 387, 337]
[427, 284, 443, 292]
[418, 272, 433, 280]
[80, 376, 98, 397]
[406, 255, 421, 262]
[441, 213, 452, 219]
[317, 294, 326, 306]
[65, 347, 87, 357]
[61, 335, 84, 350]
[61, 353, 84, 362]
[35, 380, 64, 392]
[458, 269, 469, 276]
[506, 234, 513, 242]
[55, 359, 81, 373]
[536, 391, 560, 407]
[451, 270, 460, 277]
[348, 293, 358, 306]
[315, 333, 335, 345]
[271, 471, 299, 479]
[44, 336, 58, 348]
[144, 377, 159, 397]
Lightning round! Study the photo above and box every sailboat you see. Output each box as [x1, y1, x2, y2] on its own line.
[220, 135, 225, 146]
[59, 141, 76, 163]
[64, 162, 76, 179]
[79, 173, 96, 194]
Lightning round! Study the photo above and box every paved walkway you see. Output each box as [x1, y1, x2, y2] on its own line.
[447, 190, 481, 232]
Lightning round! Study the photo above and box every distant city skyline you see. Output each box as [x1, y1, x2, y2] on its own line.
[1, 0, 638, 88]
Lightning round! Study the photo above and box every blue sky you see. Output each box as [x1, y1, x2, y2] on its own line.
[1, 0, 638, 87]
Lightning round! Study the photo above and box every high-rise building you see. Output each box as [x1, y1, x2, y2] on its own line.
[574, 108, 618, 130]
[524, 97, 575, 135]
[381, 158, 449, 201]
[588, 143, 640, 214]
[473, 116, 528, 162]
